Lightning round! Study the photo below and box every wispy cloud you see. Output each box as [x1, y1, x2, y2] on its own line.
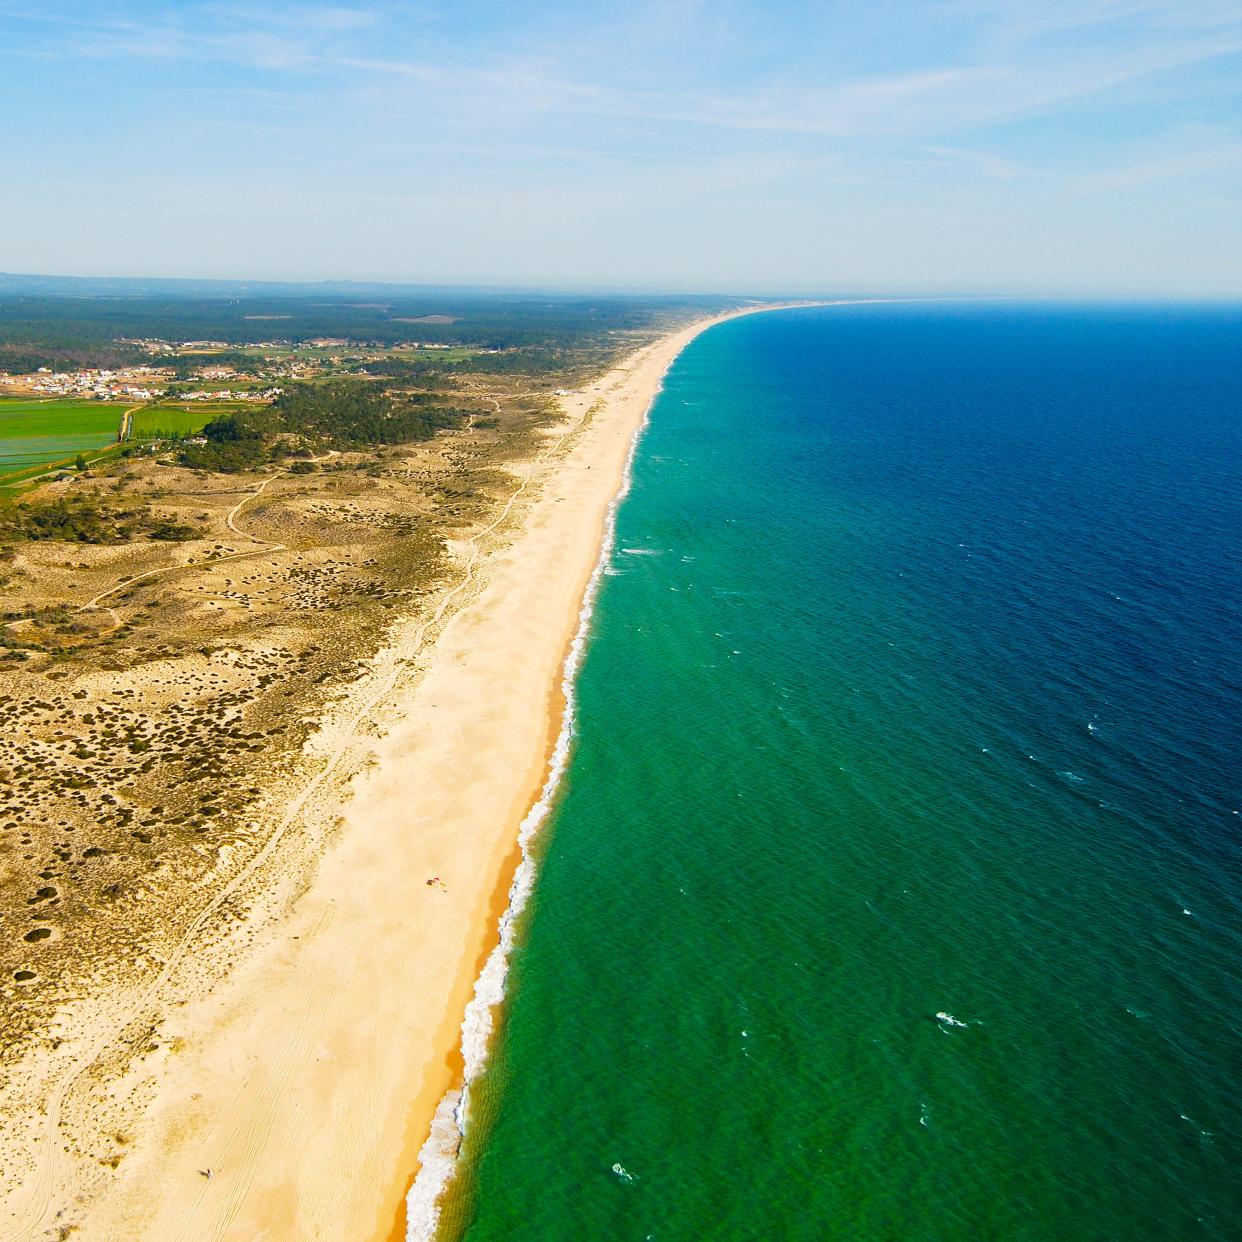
[920, 145, 1034, 180]
[3, 0, 1241, 289]
[22, 2, 387, 71]
[13, 0, 1242, 150]
[568, 26, 1242, 140]
[202, 3, 383, 31]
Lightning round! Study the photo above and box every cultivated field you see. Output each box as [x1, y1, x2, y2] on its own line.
[0, 399, 127, 491]
[128, 403, 232, 440]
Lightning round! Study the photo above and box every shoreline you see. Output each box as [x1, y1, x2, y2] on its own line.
[53, 303, 810, 1242]
[399, 320, 657, 1240]
[395, 301, 825, 1239]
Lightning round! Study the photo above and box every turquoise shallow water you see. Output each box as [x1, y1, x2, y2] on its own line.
[450, 303, 1242, 1240]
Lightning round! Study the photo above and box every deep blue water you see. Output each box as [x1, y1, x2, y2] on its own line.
[452, 302, 1242, 1240]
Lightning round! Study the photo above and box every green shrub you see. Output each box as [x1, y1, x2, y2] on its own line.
[0, 496, 199, 544]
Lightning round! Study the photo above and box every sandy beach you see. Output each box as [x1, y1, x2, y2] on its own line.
[0, 305, 792, 1242]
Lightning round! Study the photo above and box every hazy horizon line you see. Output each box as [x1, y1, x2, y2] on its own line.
[2, 270, 1240, 304]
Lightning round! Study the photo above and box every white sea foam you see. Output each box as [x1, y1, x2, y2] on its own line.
[404, 1090, 462, 1239]
[936, 1011, 968, 1029]
[405, 361, 666, 1241]
[611, 1162, 638, 1185]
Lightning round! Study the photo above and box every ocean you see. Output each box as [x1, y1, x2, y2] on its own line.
[442, 302, 1242, 1240]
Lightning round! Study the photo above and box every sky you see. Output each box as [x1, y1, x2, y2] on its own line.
[2, 0, 1241, 294]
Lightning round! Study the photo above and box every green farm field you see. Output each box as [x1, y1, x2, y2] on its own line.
[129, 403, 225, 439]
[0, 398, 127, 490]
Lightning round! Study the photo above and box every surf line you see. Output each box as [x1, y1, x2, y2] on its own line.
[403, 360, 667, 1241]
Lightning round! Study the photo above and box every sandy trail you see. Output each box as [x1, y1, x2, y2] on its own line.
[76, 450, 338, 631]
[78, 469, 285, 618]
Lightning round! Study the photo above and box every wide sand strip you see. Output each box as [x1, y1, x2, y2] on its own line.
[17, 306, 791, 1242]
